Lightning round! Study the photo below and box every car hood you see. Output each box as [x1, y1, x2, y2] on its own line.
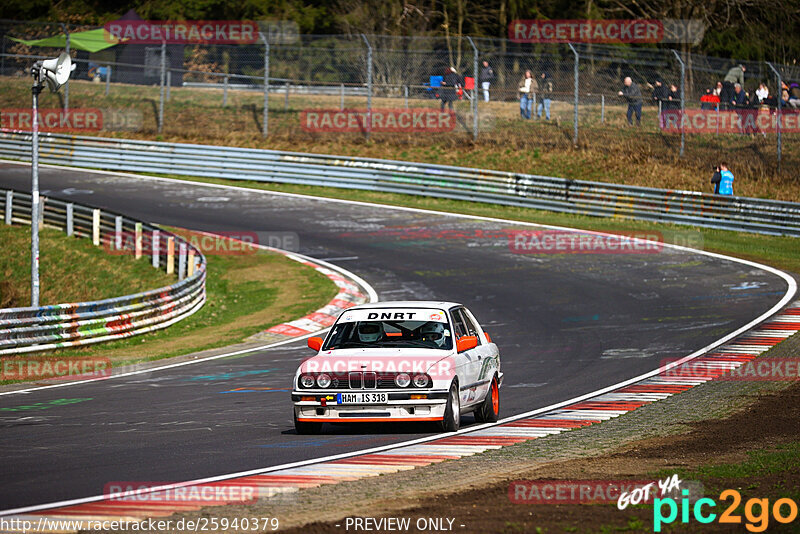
[298, 347, 455, 379]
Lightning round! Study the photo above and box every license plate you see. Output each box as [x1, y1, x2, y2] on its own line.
[336, 392, 388, 404]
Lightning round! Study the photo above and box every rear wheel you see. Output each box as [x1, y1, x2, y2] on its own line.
[439, 381, 461, 432]
[475, 376, 499, 423]
[294, 413, 323, 435]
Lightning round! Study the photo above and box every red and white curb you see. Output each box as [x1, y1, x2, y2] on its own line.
[4, 301, 798, 532]
[246, 251, 370, 342]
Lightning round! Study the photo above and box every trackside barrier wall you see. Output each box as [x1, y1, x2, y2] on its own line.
[0, 131, 799, 236]
[0, 188, 206, 355]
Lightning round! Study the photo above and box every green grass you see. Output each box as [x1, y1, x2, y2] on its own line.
[693, 442, 800, 480]
[0, 223, 174, 307]
[143, 173, 800, 275]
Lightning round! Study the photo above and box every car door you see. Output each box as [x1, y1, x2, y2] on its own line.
[461, 307, 499, 402]
[450, 307, 484, 407]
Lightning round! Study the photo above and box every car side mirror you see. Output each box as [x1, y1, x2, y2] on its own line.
[484, 332, 492, 343]
[457, 335, 478, 352]
[307, 336, 323, 352]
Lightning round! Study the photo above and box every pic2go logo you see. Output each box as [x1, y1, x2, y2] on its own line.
[652, 489, 799, 532]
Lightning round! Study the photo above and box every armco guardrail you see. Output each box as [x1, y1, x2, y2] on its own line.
[0, 131, 798, 236]
[0, 188, 206, 355]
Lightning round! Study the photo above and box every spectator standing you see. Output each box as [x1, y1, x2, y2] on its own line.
[665, 84, 681, 110]
[721, 64, 746, 109]
[651, 79, 668, 109]
[700, 88, 720, 110]
[711, 163, 734, 195]
[518, 70, 537, 119]
[618, 77, 642, 126]
[440, 67, 461, 111]
[537, 72, 553, 120]
[713, 81, 723, 97]
[479, 60, 495, 103]
[755, 83, 769, 104]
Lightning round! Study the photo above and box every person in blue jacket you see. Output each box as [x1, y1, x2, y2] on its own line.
[711, 163, 734, 195]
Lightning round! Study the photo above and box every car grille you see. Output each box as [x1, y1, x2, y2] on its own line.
[299, 372, 430, 390]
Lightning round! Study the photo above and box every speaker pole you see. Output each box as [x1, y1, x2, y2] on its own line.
[30, 80, 43, 307]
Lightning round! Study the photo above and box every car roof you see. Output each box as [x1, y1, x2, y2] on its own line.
[348, 300, 462, 311]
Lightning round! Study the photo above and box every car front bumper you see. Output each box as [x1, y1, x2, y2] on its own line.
[292, 390, 448, 423]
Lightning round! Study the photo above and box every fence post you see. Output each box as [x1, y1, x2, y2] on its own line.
[467, 36, 479, 142]
[361, 34, 373, 140]
[166, 70, 171, 101]
[135, 222, 142, 259]
[671, 50, 685, 158]
[187, 249, 195, 277]
[166, 236, 175, 274]
[766, 62, 782, 173]
[568, 43, 579, 146]
[105, 65, 111, 96]
[61, 23, 70, 113]
[284, 82, 289, 111]
[66, 203, 73, 236]
[115, 215, 122, 250]
[340, 84, 345, 110]
[158, 40, 166, 133]
[223, 74, 228, 107]
[92, 209, 100, 246]
[152, 230, 160, 268]
[601, 94, 605, 123]
[178, 242, 187, 280]
[403, 85, 408, 109]
[4, 191, 11, 225]
[268, 33, 269, 137]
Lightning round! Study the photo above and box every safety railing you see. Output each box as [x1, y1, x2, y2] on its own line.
[0, 131, 798, 236]
[0, 187, 206, 355]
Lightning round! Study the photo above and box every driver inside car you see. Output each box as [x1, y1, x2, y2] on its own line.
[357, 322, 384, 343]
[419, 322, 447, 349]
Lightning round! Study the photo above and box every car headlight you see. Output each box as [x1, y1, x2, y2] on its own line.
[316, 373, 332, 388]
[395, 373, 411, 387]
[413, 374, 429, 388]
[299, 374, 315, 388]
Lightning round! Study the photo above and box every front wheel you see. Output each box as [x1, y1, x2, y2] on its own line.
[439, 381, 461, 432]
[475, 376, 499, 423]
[294, 413, 323, 435]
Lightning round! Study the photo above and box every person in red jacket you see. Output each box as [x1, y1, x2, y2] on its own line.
[700, 88, 720, 110]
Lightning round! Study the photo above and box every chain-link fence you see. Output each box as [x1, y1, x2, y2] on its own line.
[1, 21, 797, 179]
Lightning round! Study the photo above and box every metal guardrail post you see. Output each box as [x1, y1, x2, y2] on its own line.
[135, 222, 143, 259]
[188, 248, 195, 277]
[601, 95, 605, 123]
[568, 43, 579, 146]
[152, 229, 160, 268]
[178, 242, 187, 280]
[467, 37, 479, 142]
[361, 34, 373, 140]
[262, 34, 269, 137]
[766, 62, 782, 173]
[166, 236, 175, 274]
[671, 50, 685, 157]
[4, 191, 11, 225]
[115, 215, 122, 250]
[105, 65, 111, 96]
[92, 209, 100, 246]
[66, 203, 73, 236]
[158, 40, 166, 134]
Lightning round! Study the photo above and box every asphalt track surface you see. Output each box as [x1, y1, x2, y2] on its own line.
[0, 162, 792, 510]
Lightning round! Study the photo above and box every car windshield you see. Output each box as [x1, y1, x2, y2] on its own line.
[323, 319, 453, 351]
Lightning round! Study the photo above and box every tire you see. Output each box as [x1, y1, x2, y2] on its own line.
[294, 413, 323, 435]
[439, 381, 461, 432]
[475, 376, 499, 423]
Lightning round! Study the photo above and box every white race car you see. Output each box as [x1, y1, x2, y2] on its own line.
[291, 301, 501, 434]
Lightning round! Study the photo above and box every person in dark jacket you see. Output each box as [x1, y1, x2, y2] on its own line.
[664, 84, 681, 110]
[537, 72, 553, 120]
[440, 67, 461, 111]
[479, 60, 495, 102]
[721, 64, 746, 109]
[618, 77, 642, 126]
[651, 79, 669, 108]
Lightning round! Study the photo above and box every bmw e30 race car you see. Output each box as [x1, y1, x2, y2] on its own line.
[291, 301, 501, 434]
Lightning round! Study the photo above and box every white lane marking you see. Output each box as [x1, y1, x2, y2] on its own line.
[0, 159, 795, 517]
